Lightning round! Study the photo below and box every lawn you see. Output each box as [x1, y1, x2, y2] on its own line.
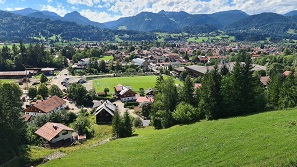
[93, 75, 183, 93]
[0, 79, 16, 83]
[99, 56, 113, 61]
[42, 108, 297, 166]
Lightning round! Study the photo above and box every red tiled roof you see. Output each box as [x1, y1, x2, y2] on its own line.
[33, 96, 66, 113]
[260, 76, 271, 86]
[283, 71, 291, 76]
[136, 96, 154, 103]
[22, 115, 32, 121]
[194, 83, 202, 89]
[35, 122, 74, 141]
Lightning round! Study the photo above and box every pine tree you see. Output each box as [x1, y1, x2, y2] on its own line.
[37, 83, 49, 99]
[121, 111, 133, 138]
[40, 73, 48, 83]
[181, 76, 194, 105]
[267, 74, 282, 109]
[112, 111, 121, 138]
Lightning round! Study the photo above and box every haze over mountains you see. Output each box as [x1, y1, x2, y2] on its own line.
[1, 8, 297, 42]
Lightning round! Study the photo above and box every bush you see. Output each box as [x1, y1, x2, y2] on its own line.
[133, 117, 143, 128]
[124, 102, 139, 107]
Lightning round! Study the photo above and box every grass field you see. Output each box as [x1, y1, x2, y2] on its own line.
[99, 56, 113, 61]
[0, 79, 16, 83]
[42, 108, 297, 166]
[93, 75, 183, 93]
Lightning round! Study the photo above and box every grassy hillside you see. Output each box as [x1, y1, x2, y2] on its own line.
[42, 108, 297, 166]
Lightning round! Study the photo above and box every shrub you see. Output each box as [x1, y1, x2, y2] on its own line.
[133, 117, 143, 128]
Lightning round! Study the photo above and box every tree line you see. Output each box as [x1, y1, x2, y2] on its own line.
[150, 54, 267, 129]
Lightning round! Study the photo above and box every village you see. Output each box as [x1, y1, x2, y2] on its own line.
[0, 40, 295, 165]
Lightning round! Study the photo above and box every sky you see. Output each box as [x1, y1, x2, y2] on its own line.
[0, 0, 297, 23]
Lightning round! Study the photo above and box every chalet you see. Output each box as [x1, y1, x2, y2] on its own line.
[24, 96, 66, 116]
[35, 122, 75, 147]
[94, 100, 117, 124]
[114, 84, 137, 102]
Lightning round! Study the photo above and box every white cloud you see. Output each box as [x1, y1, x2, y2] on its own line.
[40, 4, 68, 16]
[0, 0, 5, 4]
[14, 7, 25, 10]
[5, 7, 13, 11]
[105, 0, 297, 17]
[66, 0, 102, 7]
[80, 9, 121, 23]
[47, 0, 53, 3]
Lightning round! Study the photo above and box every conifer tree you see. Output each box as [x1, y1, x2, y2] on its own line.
[112, 111, 121, 138]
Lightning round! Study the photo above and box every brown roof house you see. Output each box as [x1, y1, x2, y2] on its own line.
[94, 100, 117, 124]
[114, 84, 136, 102]
[35, 122, 75, 147]
[24, 96, 66, 116]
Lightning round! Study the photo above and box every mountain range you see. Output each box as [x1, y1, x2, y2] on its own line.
[11, 8, 106, 28]
[2, 8, 297, 42]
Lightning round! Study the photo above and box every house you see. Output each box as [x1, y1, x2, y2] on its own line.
[94, 100, 117, 124]
[132, 58, 149, 69]
[24, 96, 66, 116]
[35, 122, 75, 147]
[114, 84, 137, 102]
[145, 88, 154, 97]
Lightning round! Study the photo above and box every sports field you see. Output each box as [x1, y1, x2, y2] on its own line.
[93, 75, 182, 93]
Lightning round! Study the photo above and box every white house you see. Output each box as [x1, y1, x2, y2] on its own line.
[35, 122, 75, 145]
[24, 96, 66, 116]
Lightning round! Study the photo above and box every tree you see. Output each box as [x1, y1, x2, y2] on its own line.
[49, 85, 63, 98]
[72, 112, 94, 138]
[28, 86, 37, 99]
[151, 77, 177, 129]
[172, 102, 198, 124]
[120, 111, 133, 138]
[67, 83, 88, 106]
[133, 117, 143, 128]
[267, 74, 282, 109]
[40, 73, 48, 83]
[112, 111, 121, 138]
[198, 64, 222, 119]
[180, 76, 194, 105]
[37, 83, 49, 99]
[0, 83, 26, 164]
[139, 88, 145, 96]
[104, 88, 109, 96]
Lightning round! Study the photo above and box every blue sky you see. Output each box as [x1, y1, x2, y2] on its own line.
[0, 0, 297, 23]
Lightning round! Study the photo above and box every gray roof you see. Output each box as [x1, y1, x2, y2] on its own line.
[0, 71, 28, 76]
[94, 100, 117, 116]
[132, 58, 146, 66]
[41, 68, 55, 71]
[145, 88, 154, 94]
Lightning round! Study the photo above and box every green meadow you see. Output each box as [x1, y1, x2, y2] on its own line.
[93, 75, 183, 93]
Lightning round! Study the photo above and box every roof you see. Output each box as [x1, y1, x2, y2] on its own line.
[92, 100, 105, 108]
[41, 68, 55, 71]
[94, 100, 117, 116]
[132, 58, 146, 66]
[283, 71, 291, 76]
[174, 67, 185, 72]
[33, 96, 66, 113]
[35, 122, 74, 141]
[119, 86, 130, 95]
[136, 96, 154, 103]
[0, 71, 28, 76]
[22, 114, 32, 121]
[115, 84, 123, 92]
[260, 76, 271, 86]
[185, 65, 211, 74]
[145, 88, 154, 94]
[194, 83, 202, 89]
